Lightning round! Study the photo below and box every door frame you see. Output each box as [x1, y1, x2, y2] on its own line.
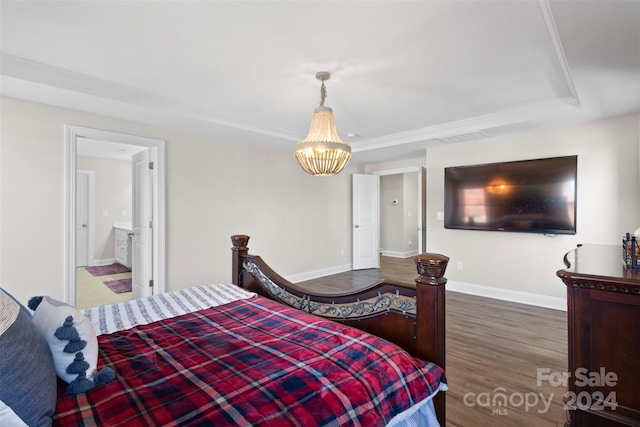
[64, 125, 166, 305]
[372, 165, 426, 254]
[76, 169, 95, 267]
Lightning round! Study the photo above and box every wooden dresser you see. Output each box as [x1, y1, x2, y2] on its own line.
[557, 244, 640, 426]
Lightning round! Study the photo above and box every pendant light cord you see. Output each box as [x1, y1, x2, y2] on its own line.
[319, 81, 327, 107]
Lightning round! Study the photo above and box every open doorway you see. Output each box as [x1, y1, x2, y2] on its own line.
[75, 148, 138, 308]
[380, 172, 419, 257]
[352, 166, 426, 271]
[375, 166, 426, 258]
[65, 126, 166, 308]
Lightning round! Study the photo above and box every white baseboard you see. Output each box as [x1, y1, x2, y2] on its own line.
[91, 258, 115, 267]
[447, 280, 567, 311]
[381, 249, 419, 258]
[286, 263, 353, 284]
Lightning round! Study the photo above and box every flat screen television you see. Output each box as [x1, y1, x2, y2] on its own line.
[444, 155, 577, 234]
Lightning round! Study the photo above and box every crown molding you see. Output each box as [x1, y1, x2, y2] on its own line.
[0, 53, 299, 141]
[352, 0, 580, 152]
[1, 2, 578, 154]
[537, 0, 581, 107]
[350, 96, 579, 153]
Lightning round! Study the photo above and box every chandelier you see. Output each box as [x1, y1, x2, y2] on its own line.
[294, 72, 351, 176]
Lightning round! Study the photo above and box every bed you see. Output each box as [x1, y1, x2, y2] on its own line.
[0, 235, 448, 427]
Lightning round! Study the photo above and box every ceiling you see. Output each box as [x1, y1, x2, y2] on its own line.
[1, 1, 639, 164]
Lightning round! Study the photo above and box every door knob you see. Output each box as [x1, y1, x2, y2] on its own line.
[353, 225, 359, 228]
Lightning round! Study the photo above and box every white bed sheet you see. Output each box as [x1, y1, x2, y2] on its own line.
[82, 283, 255, 335]
[387, 384, 447, 427]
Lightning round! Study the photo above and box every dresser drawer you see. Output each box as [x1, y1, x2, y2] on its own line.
[113, 227, 132, 268]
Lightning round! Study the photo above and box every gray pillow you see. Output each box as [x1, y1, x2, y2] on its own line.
[0, 288, 57, 427]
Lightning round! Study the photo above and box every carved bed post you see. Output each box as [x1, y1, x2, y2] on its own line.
[231, 234, 250, 288]
[413, 253, 449, 424]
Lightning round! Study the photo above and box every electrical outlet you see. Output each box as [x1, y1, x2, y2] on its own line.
[456, 261, 463, 271]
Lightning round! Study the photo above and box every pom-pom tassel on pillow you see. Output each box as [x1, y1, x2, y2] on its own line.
[94, 367, 115, 385]
[27, 295, 44, 311]
[31, 295, 117, 395]
[66, 371, 96, 395]
[55, 316, 81, 341]
[65, 353, 115, 393]
[66, 352, 90, 375]
[64, 336, 87, 353]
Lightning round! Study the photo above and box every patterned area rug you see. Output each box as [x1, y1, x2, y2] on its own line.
[86, 263, 131, 277]
[103, 278, 132, 294]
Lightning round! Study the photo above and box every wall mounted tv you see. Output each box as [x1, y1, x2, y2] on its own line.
[444, 155, 577, 235]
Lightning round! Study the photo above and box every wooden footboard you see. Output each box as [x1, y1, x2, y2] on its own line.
[231, 234, 448, 423]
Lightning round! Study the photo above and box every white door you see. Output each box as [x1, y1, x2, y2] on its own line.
[417, 166, 427, 253]
[76, 172, 90, 267]
[352, 174, 380, 270]
[132, 149, 153, 298]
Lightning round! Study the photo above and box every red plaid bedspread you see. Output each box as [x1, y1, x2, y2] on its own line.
[54, 297, 445, 426]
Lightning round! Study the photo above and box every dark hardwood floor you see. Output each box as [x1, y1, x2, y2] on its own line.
[298, 256, 569, 427]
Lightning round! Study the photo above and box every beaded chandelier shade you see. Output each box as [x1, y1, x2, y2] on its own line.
[294, 72, 351, 176]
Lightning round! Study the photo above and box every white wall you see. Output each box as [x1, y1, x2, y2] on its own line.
[77, 156, 132, 262]
[2, 96, 637, 309]
[380, 174, 404, 253]
[365, 158, 425, 174]
[426, 114, 640, 309]
[0, 97, 360, 304]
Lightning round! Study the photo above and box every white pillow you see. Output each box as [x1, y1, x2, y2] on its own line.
[31, 296, 99, 384]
